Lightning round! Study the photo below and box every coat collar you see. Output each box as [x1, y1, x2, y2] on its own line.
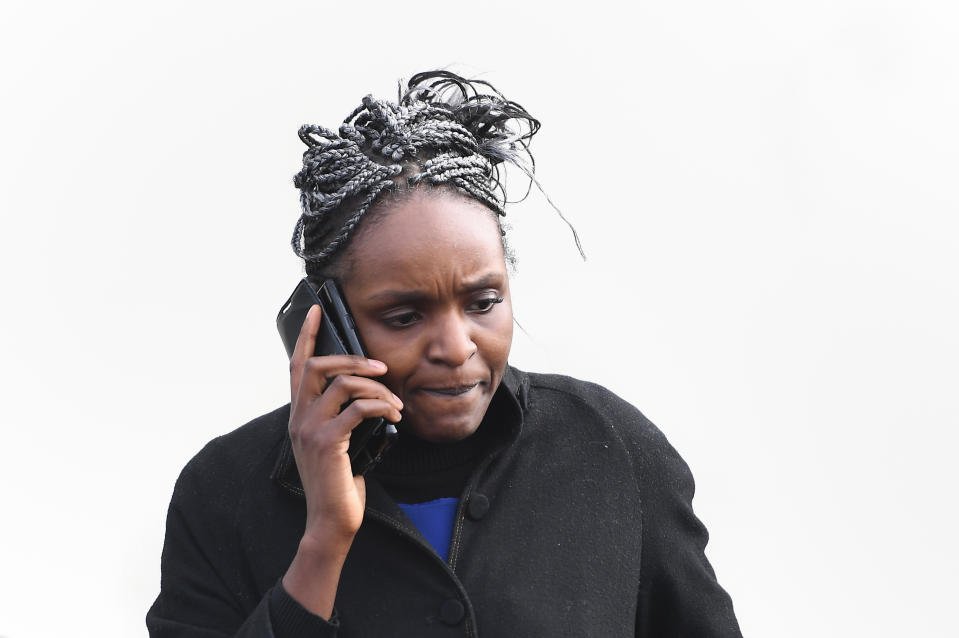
[270, 365, 529, 497]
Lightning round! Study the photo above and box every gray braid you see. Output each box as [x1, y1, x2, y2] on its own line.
[291, 70, 583, 273]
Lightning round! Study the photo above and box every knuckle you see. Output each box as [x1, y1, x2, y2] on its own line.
[327, 375, 349, 394]
[303, 359, 333, 389]
[303, 357, 322, 374]
[347, 399, 384, 420]
[340, 401, 363, 422]
[290, 419, 330, 450]
[348, 355, 369, 367]
[330, 375, 372, 397]
[288, 421, 307, 444]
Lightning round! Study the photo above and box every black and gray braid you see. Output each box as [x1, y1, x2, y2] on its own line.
[292, 70, 582, 276]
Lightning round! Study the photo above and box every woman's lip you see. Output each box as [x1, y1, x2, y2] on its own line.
[419, 382, 481, 397]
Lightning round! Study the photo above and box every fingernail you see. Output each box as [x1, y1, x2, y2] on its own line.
[392, 393, 403, 406]
[369, 359, 387, 371]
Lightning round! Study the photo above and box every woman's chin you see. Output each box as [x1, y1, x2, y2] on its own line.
[394, 385, 493, 442]
[396, 415, 482, 443]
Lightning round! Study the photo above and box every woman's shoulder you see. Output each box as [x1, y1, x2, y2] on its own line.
[516, 368, 692, 488]
[520, 372, 659, 432]
[523, 370, 630, 401]
[517, 368, 667, 446]
[521, 369, 646, 418]
[173, 404, 292, 502]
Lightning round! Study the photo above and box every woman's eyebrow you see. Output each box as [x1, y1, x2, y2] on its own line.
[365, 273, 504, 304]
[458, 272, 504, 292]
[365, 289, 431, 304]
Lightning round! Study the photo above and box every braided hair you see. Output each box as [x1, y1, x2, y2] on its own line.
[291, 70, 582, 279]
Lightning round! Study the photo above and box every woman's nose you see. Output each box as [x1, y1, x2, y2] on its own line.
[426, 312, 477, 366]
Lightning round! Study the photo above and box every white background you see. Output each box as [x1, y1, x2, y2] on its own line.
[1, 1, 957, 636]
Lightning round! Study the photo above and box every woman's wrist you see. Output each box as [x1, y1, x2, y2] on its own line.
[282, 534, 354, 620]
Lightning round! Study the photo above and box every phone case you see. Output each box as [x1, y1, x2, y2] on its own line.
[276, 278, 397, 475]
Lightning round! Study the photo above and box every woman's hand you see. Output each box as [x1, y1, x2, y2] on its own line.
[282, 304, 403, 619]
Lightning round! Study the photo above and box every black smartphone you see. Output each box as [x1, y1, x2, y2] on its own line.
[276, 278, 398, 476]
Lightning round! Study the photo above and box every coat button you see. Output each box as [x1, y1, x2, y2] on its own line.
[467, 493, 489, 520]
[439, 598, 465, 625]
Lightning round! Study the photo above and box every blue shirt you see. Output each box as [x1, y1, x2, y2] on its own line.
[397, 497, 459, 562]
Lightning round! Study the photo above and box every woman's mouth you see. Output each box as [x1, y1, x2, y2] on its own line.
[420, 382, 481, 398]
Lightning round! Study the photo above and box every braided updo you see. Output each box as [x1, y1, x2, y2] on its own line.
[291, 70, 581, 279]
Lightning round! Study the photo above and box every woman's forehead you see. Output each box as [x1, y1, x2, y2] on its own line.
[344, 191, 506, 291]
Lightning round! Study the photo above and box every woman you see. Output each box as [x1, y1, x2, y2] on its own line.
[147, 71, 743, 637]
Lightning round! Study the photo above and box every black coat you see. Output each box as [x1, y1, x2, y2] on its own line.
[147, 366, 742, 637]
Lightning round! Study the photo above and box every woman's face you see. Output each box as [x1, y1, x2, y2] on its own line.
[340, 190, 514, 443]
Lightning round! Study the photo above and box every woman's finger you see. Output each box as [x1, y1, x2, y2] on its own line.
[290, 304, 321, 399]
[328, 399, 404, 436]
[310, 375, 403, 420]
[291, 398, 401, 450]
[296, 355, 388, 399]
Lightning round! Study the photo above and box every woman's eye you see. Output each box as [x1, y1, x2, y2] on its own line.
[470, 296, 505, 313]
[384, 311, 420, 328]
